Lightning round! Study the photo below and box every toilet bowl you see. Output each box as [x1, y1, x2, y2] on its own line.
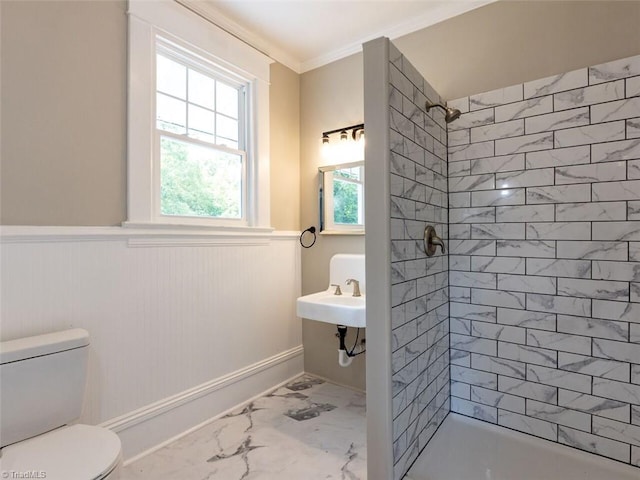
[0, 329, 123, 480]
[0, 425, 122, 480]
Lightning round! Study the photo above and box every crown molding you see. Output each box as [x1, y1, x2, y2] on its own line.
[176, 0, 496, 74]
[175, 0, 301, 73]
[300, 0, 497, 73]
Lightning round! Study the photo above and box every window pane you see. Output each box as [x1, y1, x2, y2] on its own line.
[157, 93, 186, 133]
[333, 179, 362, 225]
[216, 114, 238, 142]
[188, 69, 215, 109]
[188, 104, 215, 141]
[157, 54, 186, 99]
[216, 81, 239, 118]
[160, 136, 242, 219]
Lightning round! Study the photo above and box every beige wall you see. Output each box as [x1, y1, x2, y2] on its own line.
[269, 62, 300, 231]
[395, 0, 640, 101]
[1, 0, 127, 225]
[0, 0, 300, 230]
[300, 53, 366, 390]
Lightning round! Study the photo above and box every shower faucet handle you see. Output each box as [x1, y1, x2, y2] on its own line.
[424, 225, 446, 257]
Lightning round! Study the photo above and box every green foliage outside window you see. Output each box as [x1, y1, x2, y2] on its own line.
[333, 178, 362, 225]
[160, 137, 242, 219]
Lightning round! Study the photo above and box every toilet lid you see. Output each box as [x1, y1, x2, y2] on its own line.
[0, 424, 121, 480]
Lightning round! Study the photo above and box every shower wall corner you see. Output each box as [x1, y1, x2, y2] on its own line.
[364, 36, 395, 480]
[364, 36, 450, 480]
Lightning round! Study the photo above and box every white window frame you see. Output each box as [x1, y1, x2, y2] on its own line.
[154, 39, 249, 225]
[126, 0, 272, 231]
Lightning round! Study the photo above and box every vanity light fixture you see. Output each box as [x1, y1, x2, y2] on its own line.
[321, 123, 365, 161]
[321, 124, 365, 144]
[353, 127, 364, 142]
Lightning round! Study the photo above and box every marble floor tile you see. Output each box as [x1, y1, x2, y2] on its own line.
[121, 375, 367, 480]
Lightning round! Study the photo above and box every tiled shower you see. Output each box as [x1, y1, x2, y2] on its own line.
[384, 38, 640, 478]
[447, 54, 640, 467]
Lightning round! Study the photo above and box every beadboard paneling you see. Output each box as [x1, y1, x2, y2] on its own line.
[0, 229, 302, 457]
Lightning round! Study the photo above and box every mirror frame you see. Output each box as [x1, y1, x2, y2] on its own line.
[318, 160, 365, 235]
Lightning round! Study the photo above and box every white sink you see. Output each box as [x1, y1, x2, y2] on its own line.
[296, 289, 365, 328]
[297, 253, 366, 328]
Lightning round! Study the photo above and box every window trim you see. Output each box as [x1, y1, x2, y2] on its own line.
[126, 0, 272, 231]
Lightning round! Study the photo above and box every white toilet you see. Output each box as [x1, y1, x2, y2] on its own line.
[0, 328, 122, 479]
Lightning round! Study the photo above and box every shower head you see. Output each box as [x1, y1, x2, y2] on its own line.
[425, 101, 462, 123]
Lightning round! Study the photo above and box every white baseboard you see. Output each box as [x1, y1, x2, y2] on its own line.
[101, 345, 304, 460]
[122, 370, 303, 466]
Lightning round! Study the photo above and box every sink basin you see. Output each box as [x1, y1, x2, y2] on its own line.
[296, 289, 366, 328]
[298, 253, 366, 328]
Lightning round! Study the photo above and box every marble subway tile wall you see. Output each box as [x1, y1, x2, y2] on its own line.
[388, 42, 450, 480]
[447, 54, 640, 468]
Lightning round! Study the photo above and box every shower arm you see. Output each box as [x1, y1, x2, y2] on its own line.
[425, 103, 447, 114]
[425, 100, 462, 123]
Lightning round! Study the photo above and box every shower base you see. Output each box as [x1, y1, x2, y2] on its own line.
[406, 413, 638, 480]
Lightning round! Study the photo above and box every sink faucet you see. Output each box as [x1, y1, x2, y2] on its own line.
[346, 279, 361, 297]
[330, 284, 342, 295]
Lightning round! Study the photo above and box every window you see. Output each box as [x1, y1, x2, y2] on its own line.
[126, 1, 272, 230]
[155, 41, 247, 221]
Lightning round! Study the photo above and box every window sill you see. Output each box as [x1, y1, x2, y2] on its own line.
[121, 221, 274, 235]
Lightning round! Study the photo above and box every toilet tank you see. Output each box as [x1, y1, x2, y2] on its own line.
[0, 328, 90, 448]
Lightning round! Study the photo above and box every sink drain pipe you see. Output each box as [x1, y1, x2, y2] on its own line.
[338, 349, 353, 367]
[336, 325, 365, 367]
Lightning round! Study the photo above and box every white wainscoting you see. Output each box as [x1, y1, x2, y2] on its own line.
[0, 227, 303, 459]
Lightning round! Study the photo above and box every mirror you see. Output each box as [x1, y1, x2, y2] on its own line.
[319, 161, 364, 234]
